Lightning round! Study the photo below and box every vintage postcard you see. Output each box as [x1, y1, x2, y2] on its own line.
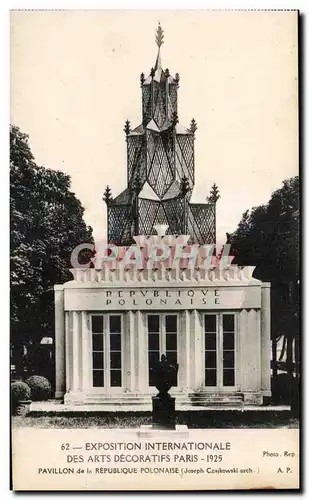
[10, 9, 299, 491]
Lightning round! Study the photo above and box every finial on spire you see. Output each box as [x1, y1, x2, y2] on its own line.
[207, 183, 220, 203]
[155, 22, 164, 48]
[124, 120, 131, 136]
[189, 118, 198, 134]
[172, 111, 179, 126]
[180, 176, 190, 197]
[103, 185, 113, 205]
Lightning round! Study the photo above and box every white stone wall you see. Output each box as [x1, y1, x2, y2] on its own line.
[54, 272, 271, 405]
[261, 284, 271, 395]
[54, 286, 65, 398]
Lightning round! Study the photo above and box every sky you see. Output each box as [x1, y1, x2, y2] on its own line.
[10, 10, 298, 245]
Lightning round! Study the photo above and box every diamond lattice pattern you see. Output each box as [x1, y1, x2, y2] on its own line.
[146, 130, 174, 199]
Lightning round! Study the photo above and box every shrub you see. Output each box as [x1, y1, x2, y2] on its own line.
[271, 373, 299, 405]
[11, 381, 31, 411]
[25, 376, 51, 401]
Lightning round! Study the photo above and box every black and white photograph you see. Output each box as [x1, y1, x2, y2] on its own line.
[10, 9, 299, 490]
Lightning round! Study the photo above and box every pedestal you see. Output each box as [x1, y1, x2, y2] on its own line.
[152, 395, 176, 429]
[138, 425, 189, 438]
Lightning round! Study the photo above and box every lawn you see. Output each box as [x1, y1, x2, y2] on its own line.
[12, 411, 299, 429]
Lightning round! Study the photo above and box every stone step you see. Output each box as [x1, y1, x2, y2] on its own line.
[83, 394, 190, 402]
[29, 400, 291, 414]
[85, 393, 189, 398]
[69, 392, 245, 407]
[189, 396, 243, 400]
[189, 394, 243, 399]
[189, 398, 243, 402]
[188, 396, 243, 406]
[190, 401, 243, 407]
[81, 397, 243, 407]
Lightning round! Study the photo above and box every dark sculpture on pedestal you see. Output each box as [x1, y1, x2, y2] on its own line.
[152, 354, 179, 429]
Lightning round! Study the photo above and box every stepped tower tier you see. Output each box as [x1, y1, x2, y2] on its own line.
[104, 24, 218, 246]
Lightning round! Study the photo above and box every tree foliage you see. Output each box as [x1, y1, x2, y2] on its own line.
[227, 176, 299, 340]
[10, 125, 93, 346]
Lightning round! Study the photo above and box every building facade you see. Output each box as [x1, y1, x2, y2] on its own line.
[54, 26, 271, 409]
[55, 230, 271, 408]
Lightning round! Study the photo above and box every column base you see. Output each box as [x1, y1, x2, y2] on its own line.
[64, 390, 85, 405]
[55, 391, 65, 399]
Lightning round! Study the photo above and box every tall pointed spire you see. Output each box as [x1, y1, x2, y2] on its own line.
[154, 22, 164, 70]
[105, 23, 217, 246]
[154, 49, 162, 71]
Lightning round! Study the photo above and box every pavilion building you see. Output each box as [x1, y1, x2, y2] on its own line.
[54, 26, 271, 409]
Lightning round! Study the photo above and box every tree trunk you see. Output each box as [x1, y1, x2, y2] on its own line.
[295, 334, 300, 379]
[286, 334, 296, 414]
[279, 335, 286, 361]
[292, 334, 300, 417]
[272, 338, 278, 380]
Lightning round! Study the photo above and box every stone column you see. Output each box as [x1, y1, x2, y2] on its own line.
[135, 311, 147, 392]
[238, 309, 247, 391]
[81, 311, 90, 393]
[178, 311, 191, 390]
[54, 286, 65, 398]
[261, 283, 271, 395]
[191, 310, 203, 390]
[71, 311, 80, 392]
[241, 308, 263, 405]
[65, 311, 71, 394]
[127, 311, 136, 392]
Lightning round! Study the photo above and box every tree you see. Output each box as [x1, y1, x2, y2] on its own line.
[227, 176, 299, 408]
[10, 125, 94, 364]
[227, 176, 299, 325]
[228, 177, 299, 274]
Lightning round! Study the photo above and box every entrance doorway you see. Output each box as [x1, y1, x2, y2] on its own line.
[147, 313, 178, 387]
[203, 313, 237, 390]
[90, 314, 123, 391]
